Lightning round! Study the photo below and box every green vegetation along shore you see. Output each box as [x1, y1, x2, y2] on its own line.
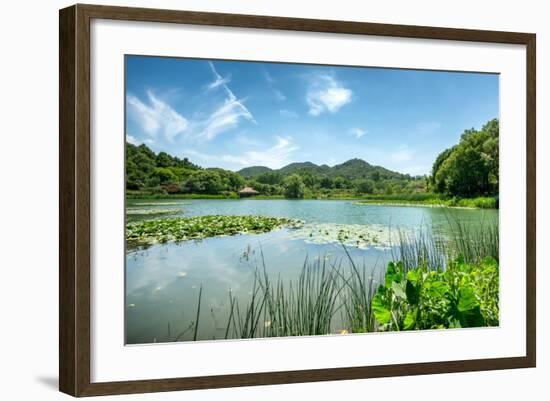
[167, 217, 499, 341]
[355, 194, 497, 209]
[125, 118, 499, 209]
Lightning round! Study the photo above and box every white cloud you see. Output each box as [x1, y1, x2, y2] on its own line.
[234, 134, 261, 147]
[127, 91, 188, 141]
[204, 62, 231, 91]
[198, 62, 256, 140]
[403, 165, 430, 176]
[390, 144, 415, 162]
[242, 136, 299, 168]
[126, 135, 155, 146]
[264, 70, 286, 101]
[306, 73, 352, 116]
[126, 134, 139, 145]
[200, 95, 255, 140]
[279, 109, 299, 119]
[187, 136, 298, 170]
[350, 128, 366, 139]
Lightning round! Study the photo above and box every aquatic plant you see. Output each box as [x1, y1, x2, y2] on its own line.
[225, 253, 343, 339]
[393, 225, 447, 272]
[221, 253, 498, 341]
[371, 256, 499, 331]
[158, 211, 499, 341]
[445, 213, 499, 263]
[356, 195, 497, 209]
[290, 223, 399, 249]
[338, 247, 380, 333]
[126, 215, 303, 246]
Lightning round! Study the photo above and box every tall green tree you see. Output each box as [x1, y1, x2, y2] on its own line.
[354, 179, 375, 194]
[431, 119, 499, 197]
[283, 174, 305, 199]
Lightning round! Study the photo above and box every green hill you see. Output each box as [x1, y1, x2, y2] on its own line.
[237, 166, 273, 178]
[237, 158, 407, 181]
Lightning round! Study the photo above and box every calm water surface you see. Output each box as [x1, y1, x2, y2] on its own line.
[125, 199, 497, 344]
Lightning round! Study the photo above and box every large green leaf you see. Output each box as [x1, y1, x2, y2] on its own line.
[392, 281, 406, 300]
[405, 280, 419, 305]
[457, 287, 479, 312]
[404, 308, 418, 330]
[407, 269, 422, 284]
[425, 281, 449, 299]
[457, 287, 485, 327]
[385, 262, 402, 288]
[372, 293, 392, 325]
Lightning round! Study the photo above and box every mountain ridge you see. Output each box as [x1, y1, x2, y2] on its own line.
[237, 158, 410, 180]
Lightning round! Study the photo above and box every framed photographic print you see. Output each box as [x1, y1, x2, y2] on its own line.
[59, 4, 536, 397]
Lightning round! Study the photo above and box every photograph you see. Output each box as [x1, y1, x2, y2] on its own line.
[124, 55, 500, 344]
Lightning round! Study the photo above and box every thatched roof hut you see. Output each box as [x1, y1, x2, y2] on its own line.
[238, 186, 259, 197]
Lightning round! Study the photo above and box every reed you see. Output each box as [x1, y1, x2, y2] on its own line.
[188, 214, 499, 341]
[192, 284, 203, 341]
[444, 212, 499, 263]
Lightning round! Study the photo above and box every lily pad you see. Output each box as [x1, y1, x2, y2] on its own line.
[289, 223, 405, 249]
[126, 215, 304, 247]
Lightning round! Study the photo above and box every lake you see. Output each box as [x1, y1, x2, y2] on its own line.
[125, 199, 498, 344]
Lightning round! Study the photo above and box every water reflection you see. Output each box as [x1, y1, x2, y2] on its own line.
[125, 200, 497, 344]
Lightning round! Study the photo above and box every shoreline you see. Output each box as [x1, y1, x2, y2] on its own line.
[126, 196, 497, 210]
[353, 201, 478, 209]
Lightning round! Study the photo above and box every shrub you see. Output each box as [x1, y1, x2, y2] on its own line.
[372, 256, 499, 331]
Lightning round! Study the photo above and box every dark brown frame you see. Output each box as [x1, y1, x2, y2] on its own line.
[59, 3, 536, 397]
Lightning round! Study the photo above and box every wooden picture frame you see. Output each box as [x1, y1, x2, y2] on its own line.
[59, 3, 536, 397]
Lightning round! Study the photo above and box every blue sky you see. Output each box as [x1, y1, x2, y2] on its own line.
[126, 55, 499, 175]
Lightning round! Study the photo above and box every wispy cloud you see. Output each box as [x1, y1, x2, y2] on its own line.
[241, 136, 298, 168]
[127, 91, 188, 141]
[279, 109, 299, 119]
[350, 128, 366, 139]
[187, 136, 298, 170]
[126, 134, 154, 146]
[126, 134, 139, 145]
[390, 144, 415, 162]
[234, 134, 261, 147]
[403, 165, 430, 176]
[204, 64, 231, 92]
[264, 70, 287, 101]
[306, 73, 352, 116]
[197, 62, 256, 140]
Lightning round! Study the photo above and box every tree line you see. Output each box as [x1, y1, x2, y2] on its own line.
[126, 118, 498, 199]
[431, 119, 498, 198]
[126, 143, 427, 198]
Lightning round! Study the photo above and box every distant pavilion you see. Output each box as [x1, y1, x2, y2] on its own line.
[238, 187, 260, 198]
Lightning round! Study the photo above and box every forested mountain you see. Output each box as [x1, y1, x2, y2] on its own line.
[237, 166, 273, 178]
[238, 158, 407, 181]
[125, 142, 425, 197]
